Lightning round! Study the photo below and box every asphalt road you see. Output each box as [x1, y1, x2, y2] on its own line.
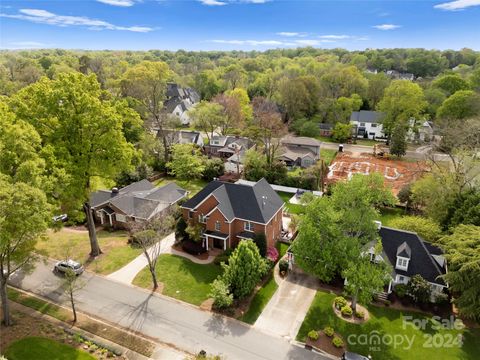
[9, 259, 327, 360]
[320, 142, 450, 161]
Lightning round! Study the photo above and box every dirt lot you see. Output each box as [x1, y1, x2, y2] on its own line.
[327, 152, 428, 194]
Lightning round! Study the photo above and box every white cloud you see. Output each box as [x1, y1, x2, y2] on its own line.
[276, 32, 306, 37]
[0, 8, 153, 32]
[199, 0, 269, 5]
[199, 0, 227, 5]
[373, 24, 401, 30]
[319, 34, 351, 39]
[210, 39, 283, 46]
[434, 0, 480, 10]
[97, 0, 136, 6]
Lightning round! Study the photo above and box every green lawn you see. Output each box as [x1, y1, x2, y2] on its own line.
[153, 177, 208, 196]
[378, 207, 405, 227]
[240, 274, 278, 324]
[320, 149, 338, 166]
[277, 192, 306, 215]
[5, 337, 95, 360]
[276, 241, 290, 258]
[132, 254, 222, 306]
[298, 291, 480, 360]
[287, 167, 303, 177]
[36, 229, 142, 275]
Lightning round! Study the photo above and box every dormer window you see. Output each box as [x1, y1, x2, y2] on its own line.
[212, 140, 219, 145]
[396, 256, 409, 271]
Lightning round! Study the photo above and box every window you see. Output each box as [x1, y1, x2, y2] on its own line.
[215, 221, 221, 231]
[398, 275, 405, 283]
[198, 214, 207, 224]
[188, 211, 193, 219]
[244, 221, 254, 231]
[116, 214, 127, 223]
[371, 123, 377, 128]
[212, 140, 219, 145]
[360, 122, 365, 126]
[396, 257, 409, 270]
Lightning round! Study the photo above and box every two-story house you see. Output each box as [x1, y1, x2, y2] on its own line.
[365, 225, 447, 299]
[204, 135, 253, 158]
[350, 110, 386, 140]
[181, 178, 284, 251]
[279, 136, 322, 168]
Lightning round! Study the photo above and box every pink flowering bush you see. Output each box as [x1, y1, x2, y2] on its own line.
[266, 247, 279, 262]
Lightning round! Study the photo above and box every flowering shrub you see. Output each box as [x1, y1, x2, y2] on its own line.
[266, 247, 279, 262]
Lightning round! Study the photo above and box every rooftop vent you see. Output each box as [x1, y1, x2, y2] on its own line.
[112, 187, 119, 194]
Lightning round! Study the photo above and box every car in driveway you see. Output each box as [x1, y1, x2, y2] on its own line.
[54, 259, 84, 275]
[342, 351, 370, 360]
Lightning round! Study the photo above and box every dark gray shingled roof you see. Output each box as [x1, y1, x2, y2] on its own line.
[350, 110, 385, 124]
[182, 178, 284, 224]
[90, 180, 187, 220]
[379, 227, 446, 285]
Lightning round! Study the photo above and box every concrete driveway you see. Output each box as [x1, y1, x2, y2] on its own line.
[254, 269, 317, 341]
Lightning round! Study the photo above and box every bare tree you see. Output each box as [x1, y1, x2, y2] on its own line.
[250, 97, 287, 166]
[128, 209, 176, 290]
[62, 268, 85, 323]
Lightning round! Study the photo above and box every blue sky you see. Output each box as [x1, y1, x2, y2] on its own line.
[1, 0, 479, 51]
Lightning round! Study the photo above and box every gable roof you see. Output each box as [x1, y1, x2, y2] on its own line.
[279, 146, 318, 162]
[90, 180, 187, 220]
[281, 135, 321, 147]
[379, 227, 446, 286]
[350, 110, 385, 124]
[182, 178, 284, 224]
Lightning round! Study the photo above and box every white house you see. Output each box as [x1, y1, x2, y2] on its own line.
[350, 111, 385, 140]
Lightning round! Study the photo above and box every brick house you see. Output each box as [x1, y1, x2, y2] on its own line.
[181, 178, 284, 251]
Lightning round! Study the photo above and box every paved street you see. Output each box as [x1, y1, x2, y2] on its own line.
[9, 259, 327, 360]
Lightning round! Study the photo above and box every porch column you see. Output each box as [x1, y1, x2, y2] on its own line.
[108, 214, 113, 226]
[99, 211, 104, 225]
[224, 238, 227, 250]
[387, 280, 393, 294]
[206, 236, 209, 251]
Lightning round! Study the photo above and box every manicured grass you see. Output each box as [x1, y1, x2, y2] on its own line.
[277, 191, 306, 215]
[36, 229, 142, 275]
[297, 291, 480, 360]
[5, 337, 96, 360]
[287, 167, 303, 177]
[378, 207, 405, 227]
[153, 177, 208, 196]
[276, 241, 290, 258]
[240, 274, 278, 324]
[132, 254, 222, 306]
[8, 288, 70, 322]
[316, 135, 338, 143]
[320, 149, 338, 166]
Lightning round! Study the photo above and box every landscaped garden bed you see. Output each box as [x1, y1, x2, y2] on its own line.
[297, 290, 480, 359]
[305, 328, 345, 358]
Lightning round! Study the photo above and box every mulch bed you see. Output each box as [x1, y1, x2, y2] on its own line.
[306, 331, 345, 357]
[172, 244, 209, 260]
[333, 302, 370, 324]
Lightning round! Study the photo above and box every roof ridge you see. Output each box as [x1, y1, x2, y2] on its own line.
[381, 226, 420, 236]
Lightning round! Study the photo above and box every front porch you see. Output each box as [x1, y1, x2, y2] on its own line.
[202, 230, 230, 251]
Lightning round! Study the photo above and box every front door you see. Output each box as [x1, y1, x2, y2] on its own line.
[213, 238, 224, 249]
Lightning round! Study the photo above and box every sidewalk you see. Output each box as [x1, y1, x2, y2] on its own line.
[107, 232, 216, 285]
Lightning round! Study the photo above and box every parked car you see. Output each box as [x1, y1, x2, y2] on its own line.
[54, 259, 84, 275]
[342, 352, 370, 360]
[52, 214, 68, 223]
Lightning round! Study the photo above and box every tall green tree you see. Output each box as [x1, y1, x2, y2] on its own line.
[0, 179, 50, 326]
[11, 73, 137, 256]
[436, 90, 480, 120]
[377, 80, 427, 139]
[437, 225, 480, 321]
[432, 74, 471, 96]
[188, 101, 226, 143]
[221, 240, 268, 299]
[343, 247, 391, 312]
[389, 216, 442, 242]
[389, 121, 408, 157]
[121, 61, 172, 160]
[166, 143, 206, 181]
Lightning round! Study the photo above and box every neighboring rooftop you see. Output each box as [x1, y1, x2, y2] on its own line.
[350, 110, 385, 124]
[90, 180, 187, 220]
[182, 178, 284, 224]
[379, 226, 446, 285]
[281, 135, 322, 147]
